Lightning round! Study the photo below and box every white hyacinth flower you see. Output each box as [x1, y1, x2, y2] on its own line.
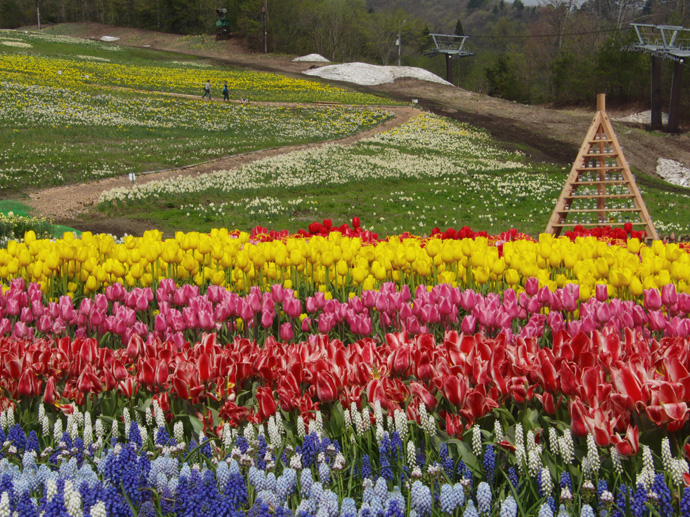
[122, 408, 131, 437]
[0, 492, 9, 517]
[174, 421, 184, 445]
[407, 440, 417, 469]
[472, 425, 482, 457]
[558, 429, 574, 465]
[395, 409, 409, 443]
[494, 420, 504, 444]
[361, 408, 371, 432]
[53, 419, 63, 441]
[89, 501, 107, 517]
[586, 434, 600, 476]
[41, 415, 50, 438]
[373, 400, 383, 426]
[222, 423, 234, 450]
[610, 447, 624, 476]
[296, 416, 306, 439]
[548, 428, 559, 456]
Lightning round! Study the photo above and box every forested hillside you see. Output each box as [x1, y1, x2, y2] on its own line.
[3, 0, 689, 113]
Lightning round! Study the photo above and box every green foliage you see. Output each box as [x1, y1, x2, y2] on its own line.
[485, 54, 525, 101]
[550, 51, 592, 103]
[454, 17, 464, 36]
[468, 0, 488, 10]
[594, 33, 649, 101]
[0, 0, 23, 28]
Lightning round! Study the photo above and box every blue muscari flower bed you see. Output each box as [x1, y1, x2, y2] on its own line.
[0, 411, 689, 516]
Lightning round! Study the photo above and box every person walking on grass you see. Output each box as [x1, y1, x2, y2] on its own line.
[222, 81, 229, 102]
[202, 80, 211, 99]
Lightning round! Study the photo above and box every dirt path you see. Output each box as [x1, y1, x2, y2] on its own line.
[27, 106, 420, 222]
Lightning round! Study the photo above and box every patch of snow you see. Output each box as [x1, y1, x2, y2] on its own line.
[99, 36, 120, 42]
[293, 53, 330, 63]
[303, 62, 452, 86]
[614, 110, 669, 125]
[656, 158, 690, 188]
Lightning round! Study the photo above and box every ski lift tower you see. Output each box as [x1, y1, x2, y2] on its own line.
[424, 34, 474, 85]
[628, 24, 690, 132]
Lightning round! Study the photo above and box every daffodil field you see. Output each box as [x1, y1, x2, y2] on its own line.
[0, 30, 393, 191]
[98, 113, 690, 237]
[4, 28, 690, 517]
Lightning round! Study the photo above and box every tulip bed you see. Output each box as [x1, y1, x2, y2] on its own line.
[0, 223, 690, 515]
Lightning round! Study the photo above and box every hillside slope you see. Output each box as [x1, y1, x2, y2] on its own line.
[30, 23, 690, 189]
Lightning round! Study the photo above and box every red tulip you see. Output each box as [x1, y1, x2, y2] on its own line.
[316, 371, 338, 403]
[43, 376, 58, 404]
[126, 333, 144, 358]
[410, 381, 437, 410]
[613, 425, 639, 456]
[17, 367, 37, 397]
[442, 374, 466, 408]
[255, 386, 277, 421]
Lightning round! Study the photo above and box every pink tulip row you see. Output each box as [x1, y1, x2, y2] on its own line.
[1, 278, 689, 346]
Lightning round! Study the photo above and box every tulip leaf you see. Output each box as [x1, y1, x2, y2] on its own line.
[518, 407, 540, 430]
[179, 413, 204, 436]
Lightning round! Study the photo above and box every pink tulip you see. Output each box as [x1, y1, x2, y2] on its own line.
[502, 289, 518, 318]
[595, 284, 608, 302]
[648, 310, 667, 332]
[89, 310, 104, 327]
[459, 289, 478, 311]
[644, 289, 662, 311]
[662, 284, 678, 308]
[183, 307, 198, 328]
[280, 322, 293, 341]
[461, 315, 476, 334]
[526, 297, 542, 315]
[301, 317, 312, 332]
[198, 309, 215, 330]
[525, 277, 539, 296]
[261, 310, 273, 328]
[595, 303, 611, 324]
[313, 292, 326, 310]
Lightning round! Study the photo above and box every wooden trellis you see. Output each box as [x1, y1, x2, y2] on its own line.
[546, 94, 659, 240]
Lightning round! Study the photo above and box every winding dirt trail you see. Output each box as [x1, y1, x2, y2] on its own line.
[27, 105, 421, 222]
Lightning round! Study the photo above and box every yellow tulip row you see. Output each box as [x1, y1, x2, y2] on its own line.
[0, 229, 688, 299]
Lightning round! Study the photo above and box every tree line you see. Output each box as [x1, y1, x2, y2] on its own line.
[2, 0, 689, 114]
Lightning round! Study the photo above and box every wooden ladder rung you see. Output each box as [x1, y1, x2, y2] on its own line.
[565, 194, 635, 199]
[573, 180, 627, 185]
[558, 208, 641, 213]
[552, 222, 646, 228]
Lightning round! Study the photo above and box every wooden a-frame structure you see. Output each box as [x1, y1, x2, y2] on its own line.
[546, 94, 659, 240]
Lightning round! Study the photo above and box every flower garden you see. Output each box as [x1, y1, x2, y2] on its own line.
[0, 30, 393, 191]
[3, 26, 690, 517]
[0, 220, 690, 516]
